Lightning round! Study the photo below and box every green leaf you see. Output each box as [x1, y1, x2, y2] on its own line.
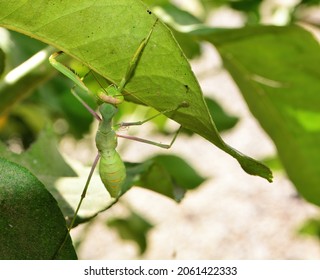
[0, 0, 272, 182]
[134, 154, 206, 201]
[261, 156, 284, 172]
[151, 154, 206, 190]
[142, 0, 170, 6]
[0, 127, 76, 186]
[205, 25, 320, 206]
[205, 97, 239, 132]
[0, 128, 78, 222]
[0, 157, 76, 259]
[107, 211, 153, 254]
[9, 103, 50, 137]
[298, 217, 320, 240]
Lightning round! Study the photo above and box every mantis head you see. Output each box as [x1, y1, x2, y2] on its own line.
[99, 103, 118, 122]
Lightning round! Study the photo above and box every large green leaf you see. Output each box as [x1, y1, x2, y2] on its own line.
[0, 158, 76, 259]
[0, 0, 272, 182]
[205, 25, 320, 205]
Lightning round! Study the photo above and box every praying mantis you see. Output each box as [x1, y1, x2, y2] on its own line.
[49, 20, 188, 258]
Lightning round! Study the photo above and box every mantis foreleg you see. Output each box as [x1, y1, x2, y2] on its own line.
[118, 19, 158, 92]
[49, 51, 89, 93]
[70, 86, 101, 121]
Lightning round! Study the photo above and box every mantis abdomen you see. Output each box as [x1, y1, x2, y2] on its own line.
[99, 149, 126, 198]
[95, 103, 126, 198]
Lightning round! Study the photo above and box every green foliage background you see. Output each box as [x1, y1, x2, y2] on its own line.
[0, 0, 319, 259]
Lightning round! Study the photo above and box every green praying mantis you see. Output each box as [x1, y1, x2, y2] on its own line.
[49, 19, 188, 258]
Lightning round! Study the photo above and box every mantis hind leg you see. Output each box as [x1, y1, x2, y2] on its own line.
[116, 101, 189, 128]
[116, 101, 189, 149]
[117, 126, 182, 149]
[52, 153, 101, 259]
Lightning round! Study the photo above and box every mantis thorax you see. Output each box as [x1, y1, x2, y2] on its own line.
[95, 104, 118, 151]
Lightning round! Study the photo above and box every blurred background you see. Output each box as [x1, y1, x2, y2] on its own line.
[1, 0, 320, 259]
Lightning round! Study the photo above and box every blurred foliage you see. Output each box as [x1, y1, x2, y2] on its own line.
[0, 31, 93, 148]
[149, 0, 320, 30]
[0, 127, 76, 188]
[200, 0, 263, 24]
[261, 156, 283, 173]
[206, 25, 320, 206]
[298, 217, 320, 241]
[133, 154, 206, 201]
[107, 210, 153, 255]
[204, 97, 239, 132]
[6, 30, 48, 66]
[151, 2, 204, 58]
[295, 0, 320, 8]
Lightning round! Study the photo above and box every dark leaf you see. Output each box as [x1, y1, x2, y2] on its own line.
[0, 158, 77, 259]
